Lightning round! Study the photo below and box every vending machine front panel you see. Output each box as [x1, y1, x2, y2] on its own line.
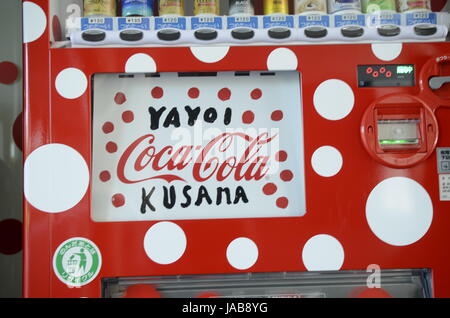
[23, 0, 450, 298]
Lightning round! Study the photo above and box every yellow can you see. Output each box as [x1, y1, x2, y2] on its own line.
[264, 0, 289, 14]
[84, 0, 116, 17]
[194, 0, 220, 15]
[159, 0, 185, 16]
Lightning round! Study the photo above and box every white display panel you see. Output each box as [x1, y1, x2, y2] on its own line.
[92, 71, 305, 222]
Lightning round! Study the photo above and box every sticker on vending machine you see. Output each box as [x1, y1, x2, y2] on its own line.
[91, 71, 306, 222]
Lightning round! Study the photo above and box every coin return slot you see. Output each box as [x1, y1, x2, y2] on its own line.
[377, 119, 420, 150]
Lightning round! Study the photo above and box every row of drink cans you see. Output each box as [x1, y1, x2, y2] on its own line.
[83, 0, 432, 17]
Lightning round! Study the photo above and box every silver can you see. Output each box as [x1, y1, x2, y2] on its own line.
[327, 0, 362, 13]
[295, 0, 328, 14]
[229, 0, 255, 15]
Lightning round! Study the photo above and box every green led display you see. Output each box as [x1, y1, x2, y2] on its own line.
[397, 65, 414, 74]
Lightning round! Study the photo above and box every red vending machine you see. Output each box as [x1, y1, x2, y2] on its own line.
[23, 0, 450, 298]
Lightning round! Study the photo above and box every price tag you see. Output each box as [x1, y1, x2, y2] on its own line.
[227, 16, 258, 29]
[191, 17, 223, 30]
[299, 15, 330, 28]
[81, 17, 114, 31]
[334, 14, 365, 27]
[263, 15, 294, 28]
[406, 12, 437, 25]
[155, 17, 187, 30]
[118, 17, 150, 30]
[367, 13, 401, 27]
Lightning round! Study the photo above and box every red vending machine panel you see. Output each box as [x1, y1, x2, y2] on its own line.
[22, 0, 450, 298]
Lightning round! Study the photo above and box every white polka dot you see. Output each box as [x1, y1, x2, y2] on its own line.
[23, 2, 47, 43]
[190, 46, 230, 63]
[55, 68, 88, 99]
[226, 237, 258, 270]
[125, 53, 157, 73]
[313, 79, 354, 120]
[366, 177, 433, 246]
[302, 234, 344, 271]
[311, 146, 343, 177]
[143, 222, 186, 265]
[267, 48, 298, 71]
[371, 43, 403, 61]
[24, 144, 89, 213]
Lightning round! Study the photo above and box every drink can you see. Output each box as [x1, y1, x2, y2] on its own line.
[229, 0, 255, 15]
[295, 0, 327, 14]
[121, 0, 153, 17]
[396, 0, 430, 12]
[194, 0, 220, 15]
[361, 0, 396, 13]
[264, 0, 289, 14]
[327, 0, 362, 13]
[159, 0, 185, 16]
[84, 0, 117, 17]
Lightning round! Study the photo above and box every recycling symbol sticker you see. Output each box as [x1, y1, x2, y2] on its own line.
[53, 237, 102, 287]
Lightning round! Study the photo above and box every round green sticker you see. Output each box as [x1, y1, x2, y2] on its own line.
[53, 237, 102, 287]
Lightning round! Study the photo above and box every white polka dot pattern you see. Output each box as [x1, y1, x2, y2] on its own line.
[125, 53, 157, 73]
[313, 79, 354, 121]
[267, 48, 298, 71]
[371, 43, 403, 61]
[226, 237, 258, 270]
[302, 234, 345, 271]
[24, 144, 90, 213]
[311, 146, 343, 177]
[55, 68, 88, 99]
[366, 177, 433, 246]
[23, 2, 47, 43]
[143, 222, 187, 265]
[190, 46, 230, 63]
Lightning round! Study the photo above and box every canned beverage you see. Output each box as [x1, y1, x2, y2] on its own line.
[84, 0, 116, 17]
[159, 0, 185, 16]
[396, 0, 430, 12]
[327, 0, 362, 13]
[194, 0, 220, 15]
[295, 0, 327, 14]
[121, 0, 153, 17]
[361, 0, 396, 13]
[264, 0, 289, 14]
[229, 0, 255, 15]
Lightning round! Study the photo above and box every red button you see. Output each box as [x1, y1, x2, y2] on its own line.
[373, 71, 379, 78]
[380, 67, 386, 74]
[386, 71, 392, 78]
[366, 67, 373, 74]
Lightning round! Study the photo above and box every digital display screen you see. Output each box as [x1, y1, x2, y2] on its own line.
[358, 64, 415, 87]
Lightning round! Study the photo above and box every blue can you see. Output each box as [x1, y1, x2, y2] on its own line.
[121, 0, 154, 17]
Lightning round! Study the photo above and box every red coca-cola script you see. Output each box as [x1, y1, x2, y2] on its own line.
[117, 132, 278, 184]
